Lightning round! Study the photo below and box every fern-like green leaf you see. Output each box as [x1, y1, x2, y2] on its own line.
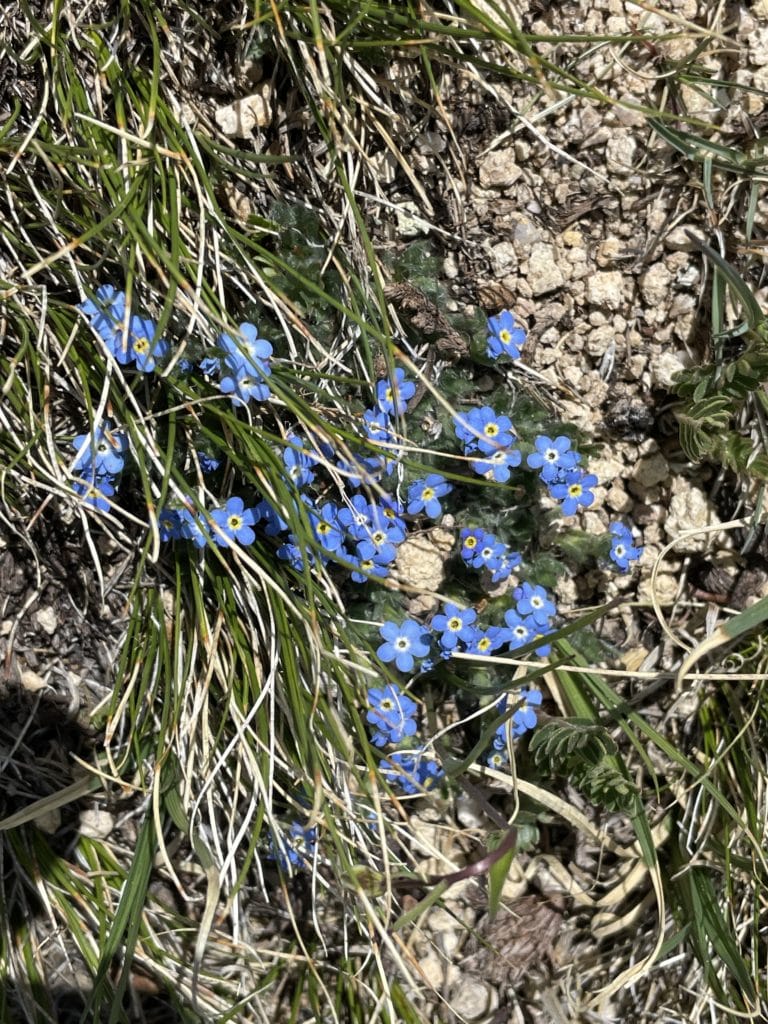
[529, 720, 617, 772]
[677, 417, 720, 462]
[571, 760, 641, 814]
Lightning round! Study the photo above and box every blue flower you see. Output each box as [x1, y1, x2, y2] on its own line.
[468, 533, 505, 571]
[371, 506, 407, 545]
[198, 451, 221, 474]
[127, 314, 169, 372]
[177, 506, 211, 548]
[487, 749, 509, 768]
[375, 368, 415, 416]
[549, 469, 598, 516]
[72, 421, 128, 477]
[470, 447, 522, 483]
[609, 522, 643, 572]
[310, 502, 344, 553]
[255, 500, 289, 538]
[490, 549, 522, 584]
[363, 408, 396, 445]
[503, 609, 536, 650]
[78, 286, 126, 357]
[158, 508, 183, 541]
[406, 474, 452, 518]
[377, 619, 431, 673]
[271, 821, 317, 872]
[379, 750, 442, 795]
[199, 355, 221, 376]
[378, 495, 407, 533]
[430, 602, 478, 651]
[511, 688, 543, 736]
[453, 406, 515, 454]
[283, 440, 316, 488]
[463, 626, 508, 656]
[503, 610, 552, 656]
[219, 368, 271, 405]
[460, 527, 486, 562]
[490, 688, 543, 755]
[277, 540, 313, 571]
[527, 435, 580, 483]
[513, 582, 556, 627]
[72, 475, 115, 512]
[218, 323, 273, 377]
[349, 542, 391, 584]
[486, 310, 526, 360]
[338, 494, 375, 538]
[356, 535, 397, 566]
[354, 508, 405, 553]
[78, 287, 168, 371]
[78, 284, 124, 323]
[366, 684, 418, 746]
[209, 496, 257, 547]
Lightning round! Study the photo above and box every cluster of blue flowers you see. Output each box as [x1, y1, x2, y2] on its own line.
[365, 681, 442, 794]
[487, 688, 544, 769]
[375, 580, 556, 678]
[154, 362, 454, 579]
[70, 290, 645, 858]
[199, 322, 273, 406]
[70, 420, 128, 512]
[459, 527, 522, 585]
[369, 577, 558, 779]
[526, 434, 600, 515]
[79, 285, 168, 372]
[454, 405, 522, 484]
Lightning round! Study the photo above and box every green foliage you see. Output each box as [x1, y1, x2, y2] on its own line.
[667, 833, 757, 1017]
[670, 228, 768, 478]
[530, 719, 640, 813]
[264, 201, 344, 344]
[549, 527, 610, 570]
[530, 718, 615, 762]
[673, 325, 768, 475]
[387, 240, 443, 296]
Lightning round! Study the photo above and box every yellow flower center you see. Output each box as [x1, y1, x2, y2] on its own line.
[499, 329, 511, 343]
[133, 337, 150, 355]
[477, 637, 491, 652]
[484, 423, 499, 437]
[421, 487, 435, 501]
[464, 536, 478, 549]
[227, 514, 243, 532]
[447, 617, 463, 632]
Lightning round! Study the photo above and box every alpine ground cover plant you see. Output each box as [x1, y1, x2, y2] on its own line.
[72, 285, 644, 819]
